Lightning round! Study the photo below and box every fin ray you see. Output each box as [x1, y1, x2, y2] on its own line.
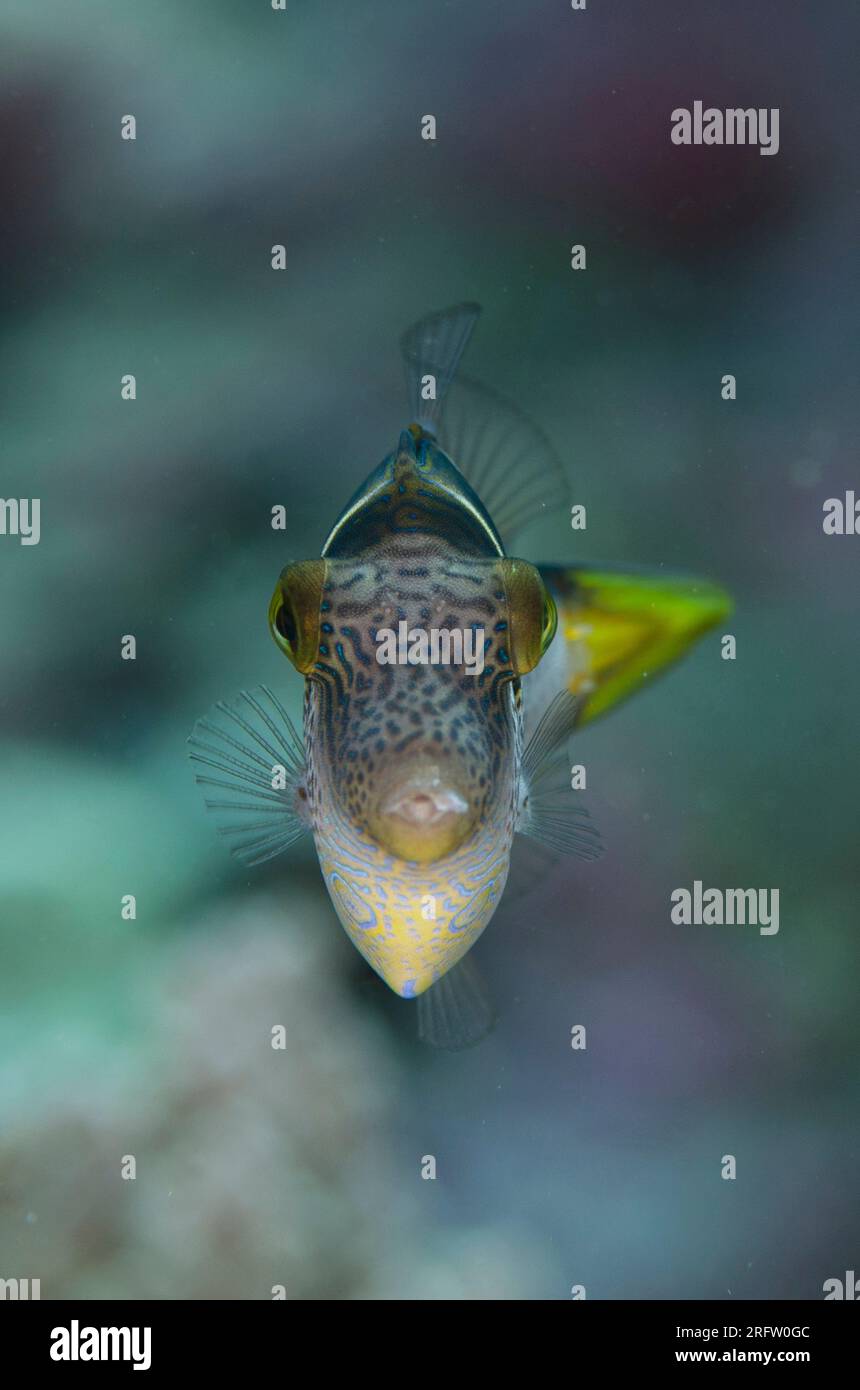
[440, 374, 568, 545]
[517, 690, 604, 860]
[400, 303, 481, 435]
[188, 687, 309, 866]
[416, 954, 496, 1050]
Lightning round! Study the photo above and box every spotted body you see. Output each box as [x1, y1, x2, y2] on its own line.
[306, 544, 524, 993]
[190, 304, 731, 1044]
[277, 417, 552, 997]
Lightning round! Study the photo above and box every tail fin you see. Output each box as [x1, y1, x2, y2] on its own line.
[539, 564, 734, 727]
[400, 302, 481, 436]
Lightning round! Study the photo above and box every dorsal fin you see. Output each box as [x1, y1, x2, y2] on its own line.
[400, 303, 481, 435]
[401, 304, 569, 547]
[325, 302, 566, 557]
[439, 373, 569, 546]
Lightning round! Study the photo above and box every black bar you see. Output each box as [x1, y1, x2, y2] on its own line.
[2, 1299, 855, 1374]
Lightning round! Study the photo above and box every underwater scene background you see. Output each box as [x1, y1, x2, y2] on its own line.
[1, 0, 857, 1299]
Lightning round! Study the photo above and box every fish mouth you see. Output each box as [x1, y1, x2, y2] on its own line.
[368, 768, 476, 863]
[382, 784, 469, 826]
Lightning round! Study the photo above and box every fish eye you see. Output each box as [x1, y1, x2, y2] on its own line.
[268, 559, 327, 673]
[268, 588, 299, 660]
[497, 557, 556, 675]
[540, 587, 558, 655]
[274, 598, 298, 650]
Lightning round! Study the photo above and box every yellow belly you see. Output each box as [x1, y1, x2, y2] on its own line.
[317, 832, 509, 997]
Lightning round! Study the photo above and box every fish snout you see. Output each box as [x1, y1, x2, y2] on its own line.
[369, 769, 476, 862]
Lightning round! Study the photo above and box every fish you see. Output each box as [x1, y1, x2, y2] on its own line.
[189, 304, 731, 1049]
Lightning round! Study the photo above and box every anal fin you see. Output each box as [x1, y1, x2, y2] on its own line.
[416, 954, 496, 1051]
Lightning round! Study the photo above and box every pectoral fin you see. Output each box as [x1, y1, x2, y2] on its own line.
[516, 690, 604, 860]
[539, 565, 732, 726]
[188, 686, 310, 866]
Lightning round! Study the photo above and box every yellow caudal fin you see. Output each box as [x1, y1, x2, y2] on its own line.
[539, 565, 733, 726]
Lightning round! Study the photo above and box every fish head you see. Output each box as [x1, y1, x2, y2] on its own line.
[266, 431, 558, 993]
